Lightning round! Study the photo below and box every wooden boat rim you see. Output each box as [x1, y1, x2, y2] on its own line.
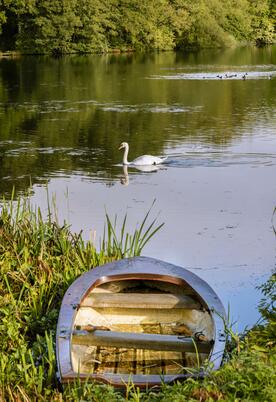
[56, 256, 226, 386]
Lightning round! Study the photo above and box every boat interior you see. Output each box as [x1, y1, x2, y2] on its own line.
[71, 278, 214, 376]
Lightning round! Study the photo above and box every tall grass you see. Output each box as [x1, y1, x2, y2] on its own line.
[0, 194, 163, 401]
[103, 201, 164, 258]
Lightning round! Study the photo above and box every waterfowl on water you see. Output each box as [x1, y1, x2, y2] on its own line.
[119, 142, 167, 166]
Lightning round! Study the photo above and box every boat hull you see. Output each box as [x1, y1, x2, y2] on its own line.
[56, 257, 226, 388]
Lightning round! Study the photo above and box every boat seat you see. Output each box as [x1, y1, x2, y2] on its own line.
[81, 293, 201, 309]
[72, 329, 212, 353]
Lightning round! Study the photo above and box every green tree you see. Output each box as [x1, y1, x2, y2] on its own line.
[16, 0, 81, 54]
[72, 0, 114, 53]
[115, 0, 175, 50]
[249, 0, 275, 45]
[0, 10, 6, 36]
[268, 0, 276, 32]
[177, 0, 254, 49]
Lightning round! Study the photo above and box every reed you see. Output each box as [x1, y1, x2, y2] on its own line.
[103, 200, 164, 258]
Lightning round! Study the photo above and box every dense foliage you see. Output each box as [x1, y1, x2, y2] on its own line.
[0, 0, 275, 54]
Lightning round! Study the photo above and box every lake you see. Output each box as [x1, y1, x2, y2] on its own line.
[0, 46, 275, 330]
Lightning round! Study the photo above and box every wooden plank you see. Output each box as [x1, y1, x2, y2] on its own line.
[78, 350, 181, 365]
[72, 329, 211, 353]
[75, 306, 201, 326]
[81, 293, 200, 309]
[91, 280, 197, 296]
[71, 345, 188, 375]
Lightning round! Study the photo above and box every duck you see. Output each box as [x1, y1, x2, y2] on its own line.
[119, 142, 167, 166]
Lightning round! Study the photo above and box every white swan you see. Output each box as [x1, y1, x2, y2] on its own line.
[119, 142, 167, 166]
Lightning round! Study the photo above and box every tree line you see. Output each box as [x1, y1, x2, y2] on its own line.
[0, 0, 275, 55]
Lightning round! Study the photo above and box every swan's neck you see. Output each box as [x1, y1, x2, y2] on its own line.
[123, 145, 129, 165]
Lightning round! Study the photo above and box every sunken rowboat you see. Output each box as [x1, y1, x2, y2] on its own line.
[56, 257, 226, 388]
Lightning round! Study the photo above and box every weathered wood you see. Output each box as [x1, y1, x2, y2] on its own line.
[71, 345, 196, 375]
[91, 280, 196, 296]
[72, 329, 211, 353]
[81, 293, 200, 309]
[73, 345, 188, 375]
[75, 305, 205, 329]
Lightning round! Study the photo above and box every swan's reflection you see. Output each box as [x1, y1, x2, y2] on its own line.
[120, 164, 161, 186]
[120, 165, 130, 186]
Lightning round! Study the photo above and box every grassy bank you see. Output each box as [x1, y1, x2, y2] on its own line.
[0, 197, 275, 401]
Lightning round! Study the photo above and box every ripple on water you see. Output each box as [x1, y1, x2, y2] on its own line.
[160, 64, 276, 71]
[100, 103, 202, 113]
[3, 99, 203, 115]
[149, 70, 276, 81]
[165, 152, 276, 169]
[4, 146, 103, 158]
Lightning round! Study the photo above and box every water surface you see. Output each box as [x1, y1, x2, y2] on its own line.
[0, 47, 275, 330]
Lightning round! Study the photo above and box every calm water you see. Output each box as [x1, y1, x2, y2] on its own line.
[1, 47, 275, 330]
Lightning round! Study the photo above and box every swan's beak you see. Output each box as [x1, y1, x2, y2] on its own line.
[119, 144, 124, 150]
